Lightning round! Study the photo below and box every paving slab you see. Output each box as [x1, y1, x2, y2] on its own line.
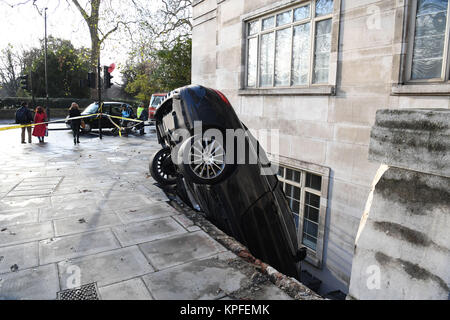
[113, 217, 187, 247]
[0, 221, 54, 248]
[139, 231, 226, 270]
[116, 202, 179, 224]
[39, 229, 121, 265]
[39, 205, 115, 222]
[58, 246, 154, 290]
[53, 212, 122, 237]
[99, 278, 153, 300]
[0, 264, 59, 300]
[0, 209, 39, 227]
[142, 253, 251, 300]
[0, 242, 39, 274]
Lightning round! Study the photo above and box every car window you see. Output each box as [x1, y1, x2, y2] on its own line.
[151, 96, 164, 107]
[100, 104, 110, 114]
[83, 103, 98, 114]
[111, 105, 122, 116]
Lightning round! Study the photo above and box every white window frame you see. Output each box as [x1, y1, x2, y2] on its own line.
[405, 0, 450, 83]
[244, 0, 335, 90]
[273, 156, 330, 268]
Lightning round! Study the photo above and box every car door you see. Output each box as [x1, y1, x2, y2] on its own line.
[110, 104, 123, 126]
[99, 103, 113, 128]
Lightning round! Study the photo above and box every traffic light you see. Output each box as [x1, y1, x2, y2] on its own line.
[80, 72, 96, 89]
[104, 66, 113, 89]
[88, 72, 96, 89]
[19, 75, 29, 91]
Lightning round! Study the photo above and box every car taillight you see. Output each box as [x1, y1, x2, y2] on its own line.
[213, 89, 231, 107]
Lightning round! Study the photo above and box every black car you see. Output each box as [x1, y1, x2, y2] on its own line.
[65, 102, 135, 133]
[150, 85, 306, 279]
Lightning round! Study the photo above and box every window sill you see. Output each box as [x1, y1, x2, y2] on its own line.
[304, 249, 321, 268]
[391, 83, 450, 96]
[238, 86, 335, 96]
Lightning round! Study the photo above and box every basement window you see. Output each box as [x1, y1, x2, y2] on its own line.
[277, 166, 324, 254]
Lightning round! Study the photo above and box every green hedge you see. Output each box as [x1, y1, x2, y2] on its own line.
[0, 97, 140, 110]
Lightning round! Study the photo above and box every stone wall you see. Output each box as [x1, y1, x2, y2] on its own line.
[192, 0, 450, 295]
[348, 109, 449, 300]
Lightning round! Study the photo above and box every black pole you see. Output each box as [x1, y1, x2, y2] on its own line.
[44, 7, 50, 120]
[98, 57, 102, 140]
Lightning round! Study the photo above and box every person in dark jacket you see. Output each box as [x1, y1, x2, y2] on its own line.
[69, 102, 82, 145]
[15, 102, 34, 144]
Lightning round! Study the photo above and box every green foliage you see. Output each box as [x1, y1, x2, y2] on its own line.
[0, 96, 138, 110]
[124, 37, 191, 102]
[21, 37, 91, 98]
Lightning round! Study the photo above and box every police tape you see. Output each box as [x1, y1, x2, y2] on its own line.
[0, 114, 102, 132]
[0, 113, 144, 136]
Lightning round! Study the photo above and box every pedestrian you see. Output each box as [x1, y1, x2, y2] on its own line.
[136, 103, 148, 135]
[69, 102, 82, 145]
[15, 102, 34, 144]
[121, 105, 131, 137]
[32, 106, 48, 143]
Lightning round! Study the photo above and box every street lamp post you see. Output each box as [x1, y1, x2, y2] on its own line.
[44, 7, 50, 120]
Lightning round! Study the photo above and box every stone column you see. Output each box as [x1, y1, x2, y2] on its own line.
[348, 109, 449, 300]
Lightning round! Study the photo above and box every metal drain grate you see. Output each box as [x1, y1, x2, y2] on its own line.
[4, 176, 63, 199]
[57, 283, 100, 300]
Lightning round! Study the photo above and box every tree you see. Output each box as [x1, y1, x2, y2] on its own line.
[124, 37, 191, 101]
[21, 37, 91, 98]
[131, 0, 192, 47]
[0, 45, 22, 96]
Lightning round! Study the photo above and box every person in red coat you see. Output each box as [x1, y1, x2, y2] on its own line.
[32, 106, 48, 143]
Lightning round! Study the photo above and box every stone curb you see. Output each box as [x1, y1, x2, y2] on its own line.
[167, 196, 322, 301]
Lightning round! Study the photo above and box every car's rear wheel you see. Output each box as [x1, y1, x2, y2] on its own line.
[150, 147, 178, 186]
[177, 135, 234, 185]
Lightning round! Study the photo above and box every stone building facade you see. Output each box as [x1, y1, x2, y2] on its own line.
[191, 0, 450, 296]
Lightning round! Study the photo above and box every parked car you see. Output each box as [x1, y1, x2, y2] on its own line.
[149, 85, 306, 279]
[65, 102, 135, 133]
[148, 93, 167, 121]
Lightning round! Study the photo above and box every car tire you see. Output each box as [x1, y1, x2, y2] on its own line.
[177, 135, 235, 185]
[149, 147, 178, 186]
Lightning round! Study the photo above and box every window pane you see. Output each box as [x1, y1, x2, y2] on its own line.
[262, 16, 275, 30]
[294, 4, 310, 21]
[260, 32, 275, 87]
[247, 38, 258, 87]
[286, 184, 300, 201]
[275, 28, 292, 86]
[278, 166, 284, 177]
[303, 234, 317, 251]
[303, 220, 318, 238]
[277, 10, 292, 26]
[286, 168, 301, 183]
[316, 0, 334, 16]
[248, 21, 259, 36]
[292, 22, 311, 85]
[293, 213, 299, 229]
[305, 192, 320, 209]
[313, 18, 332, 84]
[411, 0, 448, 80]
[306, 172, 322, 191]
[305, 205, 319, 222]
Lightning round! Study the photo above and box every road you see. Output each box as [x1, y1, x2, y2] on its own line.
[0, 124, 296, 300]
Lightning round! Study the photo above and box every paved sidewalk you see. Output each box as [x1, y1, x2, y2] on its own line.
[0, 125, 294, 300]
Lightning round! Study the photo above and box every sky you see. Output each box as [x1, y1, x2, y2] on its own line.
[0, 0, 157, 84]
